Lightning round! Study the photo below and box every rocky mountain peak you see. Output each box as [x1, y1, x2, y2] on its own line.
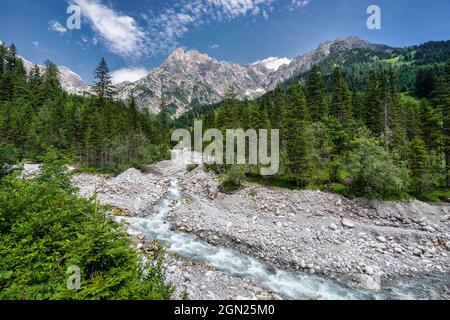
[117, 36, 396, 117]
[165, 48, 212, 66]
[167, 47, 186, 61]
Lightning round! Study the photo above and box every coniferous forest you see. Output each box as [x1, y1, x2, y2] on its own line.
[0, 38, 449, 300]
[179, 52, 450, 202]
[0, 43, 172, 175]
[0, 43, 174, 299]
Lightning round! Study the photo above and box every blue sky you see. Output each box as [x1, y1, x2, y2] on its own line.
[1, 0, 450, 84]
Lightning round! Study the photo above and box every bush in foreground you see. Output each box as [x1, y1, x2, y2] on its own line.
[0, 154, 173, 300]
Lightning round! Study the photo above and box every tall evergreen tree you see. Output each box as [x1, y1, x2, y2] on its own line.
[306, 65, 328, 121]
[272, 86, 287, 132]
[433, 60, 450, 187]
[330, 66, 352, 129]
[364, 71, 384, 135]
[92, 58, 115, 105]
[409, 137, 432, 197]
[284, 88, 313, 186]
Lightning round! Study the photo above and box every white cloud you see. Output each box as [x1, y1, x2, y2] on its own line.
[48, 20, 67, 34]
[206, 0, 273, 20]
[110, 67, 149, 84]
[291, 0, 311, 8]
[143, 0, 276, 56]
[70, 0, 146, 58]
[32, 41, 39, 48]
[211, 44, 220, 49]
[59, 0, 311, 59]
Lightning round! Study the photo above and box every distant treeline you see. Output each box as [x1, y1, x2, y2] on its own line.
[0, 43, 172, 173]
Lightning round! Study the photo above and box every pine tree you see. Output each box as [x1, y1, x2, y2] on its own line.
[40, 60, 61, 102]
[221, 87, 239, 129]
[419, 99, 442, 152]
[284, 88, 313, 186]
[92, 58, 115, 105]
[330, 66, 352, 129]
[128, 94, 140, 131]
[248, 100, 264, 130]
[157, 97, 171, 144]
[306, 65, 327, 121]
[433, 60, 450, 187]
[7, 44, 17, 71]
[364, 71, 383, 135]
[272, 86, 286, 132]
[410, 137, 432, 197]
[388, 69, 407, 150]
[29, 65, 42, 91]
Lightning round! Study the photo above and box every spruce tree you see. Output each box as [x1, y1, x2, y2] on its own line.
[330, 66, 352, 130]
[272, 86, 286, 133]
[364, 71, 383, 135]
[92, 58, 115, 105]
[433, 60, 450, 187]
[7, 44, 17, 71]
[410, 137, 432, 197]
[39, 60, 61, 102]
[306, 65, 327, 121]
[284, 88, 313, 186]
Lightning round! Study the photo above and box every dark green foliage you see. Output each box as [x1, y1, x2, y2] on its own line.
[0, 44, 171, 171]
[186, 163, 199, 172]
[409, 137, 434, 198]
[181, 58, 450, 201]
[413, 40, 450, 65]
[284, 86, 313, 186]
[330, 67, 353, 130]
[306, 65, 328, 121]
[346, 131, 409, 199]
[92, 57, 115, 105]
[432, 61, 450, 187]
[0, 144, 20, 180]
[0, 153, 174, 300]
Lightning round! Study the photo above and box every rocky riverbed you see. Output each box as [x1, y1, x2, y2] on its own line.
[68, 151, 450, 299]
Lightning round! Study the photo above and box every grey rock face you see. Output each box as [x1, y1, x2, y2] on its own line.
[115, 48, 272, 116]
[20, 36, 395, 116]
[115, 36, 395, 116]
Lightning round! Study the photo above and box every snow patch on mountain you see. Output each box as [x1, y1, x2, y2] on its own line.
[20, 56, 88, 94]
[252, 57, 292, 71]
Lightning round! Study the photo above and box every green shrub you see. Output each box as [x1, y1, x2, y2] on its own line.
[219, 166, 243, 193]
[0, 144, 20, 181]
[186, 164, 199, 172]
[346, 134, 409, 199]
[0, 154, 173, 300]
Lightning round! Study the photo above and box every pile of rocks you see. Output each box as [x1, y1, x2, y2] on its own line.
[73, 168, 166, 217]
[170, 164, 450, 293]
[69, 151, 449, 298]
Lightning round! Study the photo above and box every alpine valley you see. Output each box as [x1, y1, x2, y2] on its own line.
[25, 36, 449, 117]
[1, 32, 449, 301]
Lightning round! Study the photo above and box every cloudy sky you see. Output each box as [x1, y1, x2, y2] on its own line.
[2, 0, 450, 83]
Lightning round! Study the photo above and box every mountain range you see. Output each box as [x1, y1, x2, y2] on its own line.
[22, 36, 397, 115]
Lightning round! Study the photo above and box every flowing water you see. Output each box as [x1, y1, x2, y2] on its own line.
[116, 177, 448, 300]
